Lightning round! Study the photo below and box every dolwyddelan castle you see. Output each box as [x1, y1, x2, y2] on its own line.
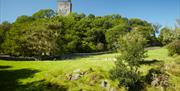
[57, 0, 72, 16]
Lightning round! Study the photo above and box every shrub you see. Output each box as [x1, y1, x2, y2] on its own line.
[145, 67, 172, 91]
[167, 39, 180, 56]
[110, 59, 145, 91]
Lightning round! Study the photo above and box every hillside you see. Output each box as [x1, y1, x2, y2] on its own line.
[0, 47, 179, 91]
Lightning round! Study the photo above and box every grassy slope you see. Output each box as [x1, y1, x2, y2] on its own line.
[0, 53, 117, 85]
[0, 47, 179, 91]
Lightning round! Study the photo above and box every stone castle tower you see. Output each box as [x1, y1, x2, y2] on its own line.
[57, 0, 72, 16]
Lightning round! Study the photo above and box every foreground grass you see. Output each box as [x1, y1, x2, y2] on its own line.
[0, 47, 179, 91]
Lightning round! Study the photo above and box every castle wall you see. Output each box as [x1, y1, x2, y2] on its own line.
[57, 1, 72, 16]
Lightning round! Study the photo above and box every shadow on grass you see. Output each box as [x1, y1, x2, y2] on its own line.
[58, 51, 113, 60]
[0, 51, 113, 61]
[0, 68, 39, 91]
[140, 59, 163, 65]
[0, 66, 12, 69]
[18, 80, 68, 91]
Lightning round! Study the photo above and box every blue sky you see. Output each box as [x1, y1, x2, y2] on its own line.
[0, 0, 179, 27]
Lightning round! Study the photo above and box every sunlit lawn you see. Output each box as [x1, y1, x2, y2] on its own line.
[0, 47, 179, 91]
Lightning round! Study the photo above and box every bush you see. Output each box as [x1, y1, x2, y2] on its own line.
[167, 39, 180, 56]
[110, 59, 145, 91]
[145, 67, 171, 91]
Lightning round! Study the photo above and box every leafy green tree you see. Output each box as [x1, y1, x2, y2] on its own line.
[0, 11, 157, 57]
[111, 31, 147, 91]
[0, 21, 11, 31]
[167, 39, 180, 56]
[129, 18, 149, 26]
[159, 27, 175, 45]
[23, 25, 60, 56]
[175, 28, 180, 39]
[175, 19, 180, 39]
[104, 14, 122, 19]
[86, 28, 106, 44]
[0, 21, 12, 52]
[69, 12, 86, 21]
[159, 19, 180, 46]
[0, 29, 3, 44]
[129, 18, 154, 40]
[1, 19, 63, 57]
[32, 9, 55, 19]
[85, 28, 106, 51]
[106, 24, 130, 50]
[118, 31, 147, 69]
[92, 17, 105, 28]
[76, 13, 86, 20]
[88, 14, 95, 19]
[1, 26, 25, 56]
[149, 23, 162, 46]
[15, 15, 34, 23]
[0, 21, 11, 43]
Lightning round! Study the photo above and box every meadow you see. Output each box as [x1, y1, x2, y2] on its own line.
[0, 47, 180, 91]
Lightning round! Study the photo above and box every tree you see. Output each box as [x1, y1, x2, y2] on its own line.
[0, 29, 3, 44]
[137, 23, 162, 46]
[88, 14, 95, 19]
[174, 28, 180, 40]
[106, 24, 130, 50]
[152, 23, 162, 36]
[149, 23, 162, 46]
[159, 27, 174, 45]
[129, 18, 155, 46]
[111, 31, 147, 91]
[175, 19, 180, 39]
[159, 19, 180, 46]
[167, 39, 180, 56]
[0, 21, 12, 51]
[104, 14, 122, 19]
[0, 11, 157, 58]
[119, 31, 147, 69]
[0, 21, 11, 31]
[23, 25, 60, 57]
[129, 18, 149, 27]
[15, 15, 34, 23]
[1, 27, 25, 56]
[32, 9, 55, 19]
[1, 19, 63, 57]
[69, 12, 86, 21]
[85, 28, 106, 51]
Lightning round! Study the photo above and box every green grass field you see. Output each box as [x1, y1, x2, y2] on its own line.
[0, 47, 180, 91]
